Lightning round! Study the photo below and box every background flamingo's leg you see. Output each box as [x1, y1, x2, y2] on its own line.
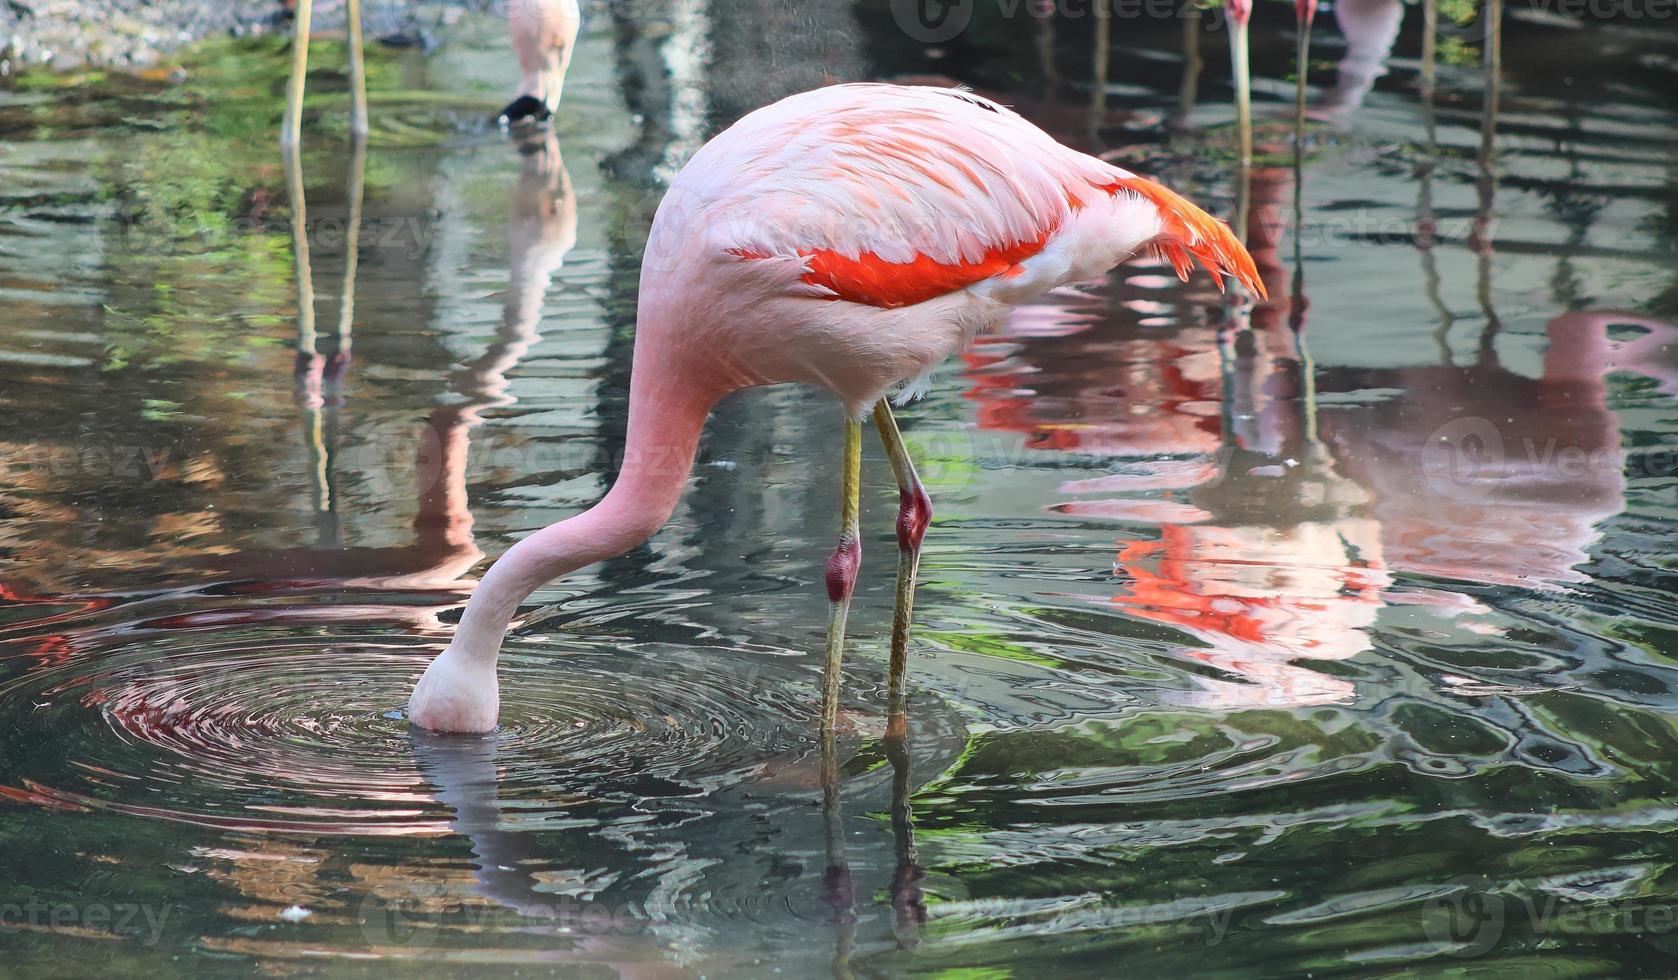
[346, 0, 368, 137]
[1232, 19, 1252, 168]
[282, 0, 312, 149]
[821, 417, 863, 731]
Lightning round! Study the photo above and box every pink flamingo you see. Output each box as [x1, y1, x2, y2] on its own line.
[407, 83, 1264, 733]
[282, 0, 581, 144]
[499, 0, 582, 126]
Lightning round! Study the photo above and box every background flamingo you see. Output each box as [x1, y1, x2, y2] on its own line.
[1318, 0, 1406, 120]
[282, 0, 580, 145]
[407, 82, 1264, 733]
[500, 0, 583, 126]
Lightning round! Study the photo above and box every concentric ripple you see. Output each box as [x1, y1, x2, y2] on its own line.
[0, 600, 857, 835]
[0, 586, 970, 971]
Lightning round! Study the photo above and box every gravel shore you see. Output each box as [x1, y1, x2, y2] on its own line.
[0, 0, 288, 70]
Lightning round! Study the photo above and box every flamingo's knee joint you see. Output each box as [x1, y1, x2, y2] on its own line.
[896, 485, 932, 554]
[826, 534, 861, 603]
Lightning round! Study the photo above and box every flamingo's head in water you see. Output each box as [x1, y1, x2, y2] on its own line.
[409, 646, 500, 733]
[499, 94, 553, 130]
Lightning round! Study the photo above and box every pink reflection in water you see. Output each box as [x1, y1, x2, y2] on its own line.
[963, 161, 1676, 708]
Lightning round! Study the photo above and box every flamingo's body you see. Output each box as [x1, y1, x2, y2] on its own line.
[409, 83, 1263, 733]
[501, 0, 582, 125]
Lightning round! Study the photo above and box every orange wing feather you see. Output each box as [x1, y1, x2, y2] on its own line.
[795, 231, 1055, 309]
[731, 171, 1264, 310]
[714, 85, 1263, 308]
[729, 230, 1056, 310]
[1099, 175, 1267, 300]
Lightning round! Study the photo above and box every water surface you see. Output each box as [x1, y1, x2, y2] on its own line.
[1, 3, 1677, 975]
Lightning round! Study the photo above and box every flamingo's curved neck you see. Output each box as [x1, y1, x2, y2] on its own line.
[448, 345, 725, 666]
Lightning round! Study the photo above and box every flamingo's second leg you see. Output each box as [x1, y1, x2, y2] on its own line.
[872, 399, 931, 725]
[821, 417, 863, 731]
[282, 0, 313, 149]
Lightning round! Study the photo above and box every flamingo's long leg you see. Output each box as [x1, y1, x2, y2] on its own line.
[346, 0, 369, 137]
[871, 398, 931, 724]
[820, 417, 863, 731]
[282, 0, 312, 149]
[1231, 19, 1252, 168]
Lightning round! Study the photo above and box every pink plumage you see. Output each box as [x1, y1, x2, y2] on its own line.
[656, 84, 1262, 410]
[409, 83, 1265, 732]
[508, 0, 580, 113]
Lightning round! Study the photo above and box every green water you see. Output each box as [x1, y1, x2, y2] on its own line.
[1, 2, 1676, 976]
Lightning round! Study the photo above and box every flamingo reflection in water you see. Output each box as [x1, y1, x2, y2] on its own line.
[179, 129, 935, 963]
[968, 153, 1678, 710]
[210, 133, 573, 599]
[401, 732, 684, 975]
[967, 169, 1382, 709]
[92, 133, 577, 739]
[406, 681, 949, 968]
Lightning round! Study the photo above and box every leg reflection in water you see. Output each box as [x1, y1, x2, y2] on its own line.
[107, 126, 583, 775]
[820, 722, 859, 977]
[818, 702, 929, 970]
[406, 687, 948, 972]
[885, 718, 926, 949]
[210, 130, 574, 597]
